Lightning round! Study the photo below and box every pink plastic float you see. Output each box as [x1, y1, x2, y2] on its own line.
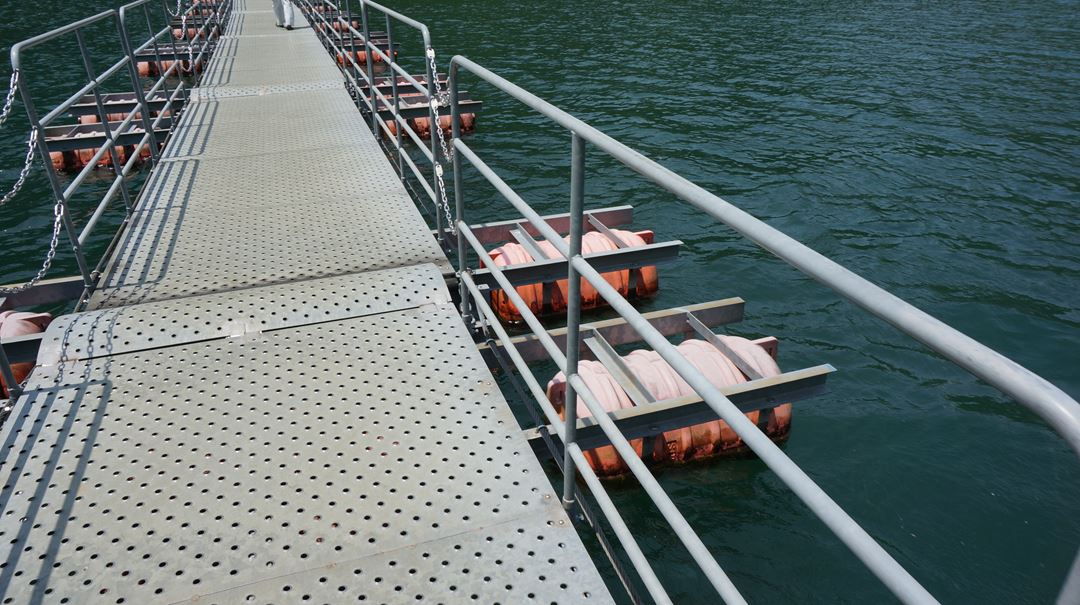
[547, 336, 792, 477]
[383, 112, 476, 139]
[488, 229, 659, 323]
[0, 311, 51, 397]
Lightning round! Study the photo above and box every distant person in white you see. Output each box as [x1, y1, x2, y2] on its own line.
[272, 0, 295, 30]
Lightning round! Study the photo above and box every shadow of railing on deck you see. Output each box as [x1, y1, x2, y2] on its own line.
[0, 307, 122, 604]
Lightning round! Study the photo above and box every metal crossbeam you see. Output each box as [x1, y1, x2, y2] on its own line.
[470, 239, 681, 289]
[525, 364, 834, 459]
[67, 90, 184, 117]
[453, 205, 634, 245]
[477, 298, 747, 364]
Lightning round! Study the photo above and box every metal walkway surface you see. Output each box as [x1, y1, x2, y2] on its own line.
[0, 2, 613, 603]
[87, 0, 451, 310]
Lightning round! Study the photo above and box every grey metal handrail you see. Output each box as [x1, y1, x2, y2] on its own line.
[8, 0, 228, 286]
[299, 0, 448, 231]
[448, 54, 1080, 604]
[1, 0, 231, 404]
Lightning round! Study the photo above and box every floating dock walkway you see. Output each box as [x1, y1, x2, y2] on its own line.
[4, 0, 1080, 603]
[0, 1, 613, 602]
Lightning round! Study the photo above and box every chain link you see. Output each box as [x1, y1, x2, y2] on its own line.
[426, 47, 455, 235]
[0, 69, 65, 298]
[0, 197, 65, 297]
[0, 128, 38, 208]
[167, 0, 196, 69]
[0, 71, 19, 129]
[180, 4, 195, 68]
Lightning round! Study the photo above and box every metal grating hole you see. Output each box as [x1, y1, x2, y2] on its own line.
[42, 264, 448, 364]
[0, 304, 611, 603]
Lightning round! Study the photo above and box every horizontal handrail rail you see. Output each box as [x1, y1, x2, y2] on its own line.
[457, 214, 742, 602]
[9, 10, 116, 59]
[449, 54, 1080, 604]
[38, 56, 132, 126]
[0, 0, 230, 339]
[359, 0, 429, 41]
[303, 0, 447, 226]
[448, 56, 1080, 459]
[459, 271, 672, 604]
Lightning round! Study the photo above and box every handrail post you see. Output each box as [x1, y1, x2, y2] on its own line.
[149, 1, 178, 111]
[421, 28, 441, 241]
[12, 47, 95, 291]
[74, 28, 134, 214]
[0, 340, 22, 407]
[359, 1, 377, 133]
[450, 62, 468, 321]
[342, 0, 359, 99]
[560, 132, 586, 507]
[385, 13, 403, 180]
[118, 5, 162, 165]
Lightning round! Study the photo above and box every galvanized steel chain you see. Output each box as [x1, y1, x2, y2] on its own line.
[0, 70, 35, 209]
[0, 71, 20, 128]
[425, 47, 455, 235]
[0, 196, 66, 296]
[180, 5, 195, 68]
[0, 71, 38, 210]
[0, 128, 39, 209]
[0, 72, 67, 296]
[168, 0, 196, 68]
[426, 49, 453, 163]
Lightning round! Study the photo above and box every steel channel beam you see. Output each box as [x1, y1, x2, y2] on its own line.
[0, 333, 43, 366]
[477, 298, 746, 365]
[584, 331, 655, 405]
[509, 224, 551, 261]
[375, 98, 481, 121]
[687, 313, 763, 380]
[43, 120, 173, 152]
[458, 205, 635, 245]
[359, 74, 446, 94]
[0, 275, 86, 312]
[469, 240, 681, 290]
[133, 45, 217, 62]
[67, 91, 179, 116]
[526, 364, 834, 459]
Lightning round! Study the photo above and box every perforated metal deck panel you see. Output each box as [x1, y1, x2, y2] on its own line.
[88, 0, 450, 310]
[89, 144, 449, 309]
[179, 88, 358, 125]
[40, 264, 449, 365]
[0, 3, 616, 603]
[199, 58, 343, 89]
[188, 78, 346, 101]
[162, 108, 377, 160]
[0, 271, 613, 604]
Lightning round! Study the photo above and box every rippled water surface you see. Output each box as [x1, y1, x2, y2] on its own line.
[2, 1, 1079, 603]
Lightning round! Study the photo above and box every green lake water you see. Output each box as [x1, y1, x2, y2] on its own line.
[1, 1, 1078, 603]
